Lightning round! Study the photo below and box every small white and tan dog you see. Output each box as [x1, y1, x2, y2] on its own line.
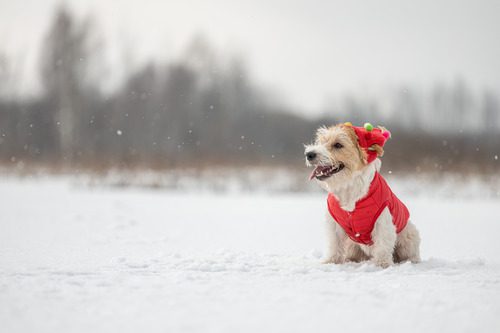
[305, 123, 420, 268]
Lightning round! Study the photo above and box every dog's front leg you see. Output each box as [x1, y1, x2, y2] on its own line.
[369, 208, 397, 268]
[322, 210, 347, 264]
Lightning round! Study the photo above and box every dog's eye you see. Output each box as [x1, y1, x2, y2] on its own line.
[333, 142, 343, 149]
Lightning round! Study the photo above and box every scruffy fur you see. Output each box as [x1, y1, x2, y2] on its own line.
[305, 124, 421, 268]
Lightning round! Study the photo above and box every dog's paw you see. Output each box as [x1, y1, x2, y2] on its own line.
[409, 256, 421, 264]
[373, 258, 393, 268]
[321, 256, 345, 265]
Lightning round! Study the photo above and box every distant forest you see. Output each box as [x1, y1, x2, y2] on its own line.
[0, 6, 499, 172]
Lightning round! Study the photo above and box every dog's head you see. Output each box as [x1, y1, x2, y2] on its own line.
[304, 123, 388, 190]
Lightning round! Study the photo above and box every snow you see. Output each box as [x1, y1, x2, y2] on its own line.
[1, 177, 500, 332]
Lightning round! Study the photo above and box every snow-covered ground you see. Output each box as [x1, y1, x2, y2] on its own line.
[1, 176, 500, 332]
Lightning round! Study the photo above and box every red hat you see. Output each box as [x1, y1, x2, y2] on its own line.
[344, 122, 391, 163]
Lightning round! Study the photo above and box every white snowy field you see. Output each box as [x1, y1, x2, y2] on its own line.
[1, 176, 500, 333]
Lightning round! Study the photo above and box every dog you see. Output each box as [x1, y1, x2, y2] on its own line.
[304, 122, 421, 268]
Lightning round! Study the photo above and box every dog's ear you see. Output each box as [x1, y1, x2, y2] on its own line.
[369, 144, 384, 157]
[345, 126, 368, 164]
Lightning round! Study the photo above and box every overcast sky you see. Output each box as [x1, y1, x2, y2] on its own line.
[1, 0, 499, 112]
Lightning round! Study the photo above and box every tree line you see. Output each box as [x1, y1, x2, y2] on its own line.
[0, 5, 498, 172]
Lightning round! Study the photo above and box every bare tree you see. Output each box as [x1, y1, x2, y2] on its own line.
[39, 5, 101, 163]
[483, 91, 500, 132]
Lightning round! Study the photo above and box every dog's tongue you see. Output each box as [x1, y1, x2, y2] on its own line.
[309, 166, 326, 180]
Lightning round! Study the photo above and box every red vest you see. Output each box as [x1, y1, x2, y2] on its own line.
[327, 172, 409, 245]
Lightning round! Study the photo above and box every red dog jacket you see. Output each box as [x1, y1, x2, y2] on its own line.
[327, 172, 409, 245]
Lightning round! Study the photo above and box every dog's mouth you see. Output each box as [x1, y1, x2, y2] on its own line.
[309, 163, 345, 180]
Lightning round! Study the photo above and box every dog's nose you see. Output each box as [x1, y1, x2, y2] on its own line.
[306, 151, 317, 161]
